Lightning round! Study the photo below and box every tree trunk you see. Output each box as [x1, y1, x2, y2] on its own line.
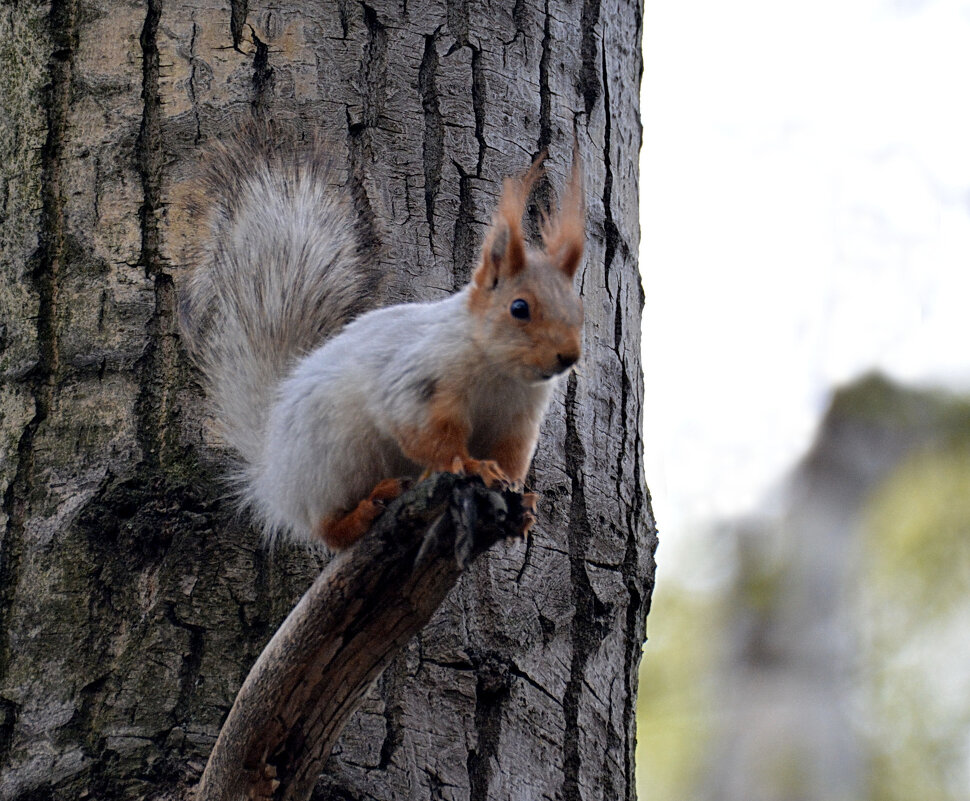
[0, 0, 655, 799]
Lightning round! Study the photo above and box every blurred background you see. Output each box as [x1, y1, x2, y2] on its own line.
[635, 1, 970, 800]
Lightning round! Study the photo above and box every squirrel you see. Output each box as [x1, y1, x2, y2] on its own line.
[180, 129, 585, 550]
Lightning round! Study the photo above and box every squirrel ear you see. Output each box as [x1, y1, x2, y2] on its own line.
[488, 224, 511, 274]
[473, 219, 512, 290]
[541, 144, 585, 280]
[473, 157, 544, 290]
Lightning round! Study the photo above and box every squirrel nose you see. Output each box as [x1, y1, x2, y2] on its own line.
[556, 352, 579, 372]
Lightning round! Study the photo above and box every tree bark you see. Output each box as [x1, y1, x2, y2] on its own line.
[199, 475, 531, 801]
[0, 1, 656, 800]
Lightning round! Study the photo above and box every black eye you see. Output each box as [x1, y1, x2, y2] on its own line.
[509, 298, 530, 320]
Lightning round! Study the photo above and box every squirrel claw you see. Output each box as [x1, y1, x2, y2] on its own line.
[448, 457, 511, 489]
[519, 492, 537, 536]
[520, 510, 536, 537]
[473, 459, 512, 489]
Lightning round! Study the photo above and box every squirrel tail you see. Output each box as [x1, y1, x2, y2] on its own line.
[181, 125, 382, 485]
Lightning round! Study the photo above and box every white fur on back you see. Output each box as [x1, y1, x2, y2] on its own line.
[181, 136, 381, 533]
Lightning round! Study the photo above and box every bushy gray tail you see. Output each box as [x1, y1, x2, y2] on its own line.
[181, 128, 382, 477]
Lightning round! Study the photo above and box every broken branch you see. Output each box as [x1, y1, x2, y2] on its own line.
[196, 473, 528, 801]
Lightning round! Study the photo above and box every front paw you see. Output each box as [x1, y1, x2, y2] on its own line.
[450, 457, 511, 489]
[474, 459, 512, 488]
[520, 491, 537, 536]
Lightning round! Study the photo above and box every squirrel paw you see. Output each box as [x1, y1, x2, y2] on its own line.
[248, 762, 280, 801]
[368, 477, 407, 504]
[520, 491, 537, 537]
[319, 478, 406, 550]
[450, 457, 511, 489]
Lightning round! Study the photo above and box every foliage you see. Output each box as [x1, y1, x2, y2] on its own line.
[860, 435, 970, 801]
[636, 580, 724, 801]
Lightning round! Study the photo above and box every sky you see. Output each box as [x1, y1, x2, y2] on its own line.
[641, 0, 970, 551]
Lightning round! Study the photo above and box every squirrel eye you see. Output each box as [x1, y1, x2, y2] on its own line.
[509, 298, 530, 320]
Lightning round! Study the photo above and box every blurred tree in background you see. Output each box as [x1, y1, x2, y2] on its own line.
[860, 407, 970, 801]
[637, 374, 970, 801]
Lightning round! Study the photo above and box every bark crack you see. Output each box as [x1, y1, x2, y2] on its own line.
[526, 0, 554, 221]
[336, 0, 352, 39]
[445, 0, 487, 289]
[612, 302, 629, 495]
[578, 0, 601, 116]
[188, 21, 202, 143]
[536, 0, 553, 155]
[612, 297, 650, 800]
[229, 0, 248, 51]
[442, 0, 487, 176]
[601, 45, 619, 300]
[0, 698, 19, 768]
[445, 0, 469, 45]
[419, 30, 443, 242]
[346, 3, 387, 236]
[561, 371, 609, 801]
[134, 0, 180, 470]
[466, 650, 512, 801]
[502, 0, 528, 48]
[610, 274, 651, 801]
[376, 659, 408, 770]
[0, 0, 77, 740]
[451, 162, 476, 291]
[508, 662, 558, 706]
[360, 4, 387, 131]
[470, 47, 486, 170]
[250, 26, 275, 114]
[164, 601, 206, 725]
[135, 0, 162, 270]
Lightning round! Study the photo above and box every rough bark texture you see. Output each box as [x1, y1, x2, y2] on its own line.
[199, 475, 531, 801]
[0, 0, 655, 799]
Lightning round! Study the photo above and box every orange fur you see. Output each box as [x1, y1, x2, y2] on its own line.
[397, 383, 472, 472]
[326, 150, 584, 547]
[541, 149, 585, 278]
[396, 383, 512, 487]
[319, 477, 405, 550]
[473, 156, 545, 292]
[491, 430, 539, 483]
[460, 457, 510, 487]
[469, 149, 584, 323]
[521, 491, 538, 536]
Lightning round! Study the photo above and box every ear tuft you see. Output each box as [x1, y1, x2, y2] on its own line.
[473, 155, 545, 289]
[541, 144, 585, 279]
[489, 224, 510, 272]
